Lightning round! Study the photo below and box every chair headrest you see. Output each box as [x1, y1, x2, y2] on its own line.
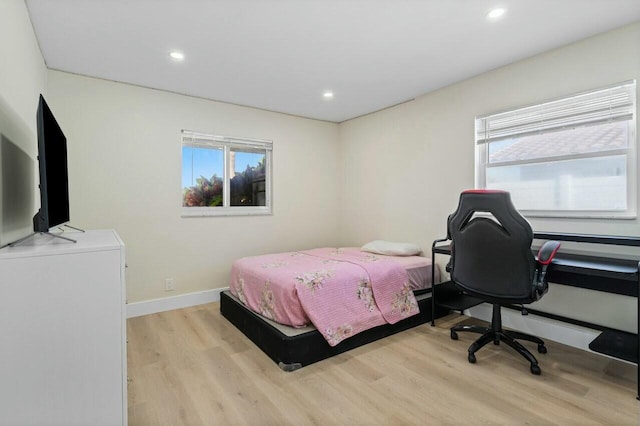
[448, 189, 532, 242]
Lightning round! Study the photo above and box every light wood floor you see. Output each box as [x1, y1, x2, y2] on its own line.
[127, 303, 640, 425]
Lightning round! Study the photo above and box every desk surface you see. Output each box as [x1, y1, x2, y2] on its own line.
[433, 242, 639, 296]
[534, 232, 640, 247]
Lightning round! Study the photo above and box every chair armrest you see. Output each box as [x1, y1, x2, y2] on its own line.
[537, 241, 561, 265]
[532, 241, 561, 300]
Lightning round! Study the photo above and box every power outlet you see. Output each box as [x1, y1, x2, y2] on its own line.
[165, 278, 175, 291]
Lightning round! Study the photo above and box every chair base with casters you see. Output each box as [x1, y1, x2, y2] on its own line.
[450, 303, 547, 375]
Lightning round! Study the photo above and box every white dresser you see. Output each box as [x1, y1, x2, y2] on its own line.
[0, 229, 127, 425]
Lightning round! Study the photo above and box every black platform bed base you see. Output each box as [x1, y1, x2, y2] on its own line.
[220, 290, 449, 371]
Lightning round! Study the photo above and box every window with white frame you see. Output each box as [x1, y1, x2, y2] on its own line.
[181, 130, 272, 216]
[475, 81, 636, 218]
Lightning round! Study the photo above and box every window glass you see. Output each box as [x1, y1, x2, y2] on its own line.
[487, 155, 627, 211]
[488, 121, 628, 164]
[230, 149, 266, 206]
[182, 145, 224, 207]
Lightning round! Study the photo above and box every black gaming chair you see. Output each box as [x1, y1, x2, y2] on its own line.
[447, 190, 560, 375]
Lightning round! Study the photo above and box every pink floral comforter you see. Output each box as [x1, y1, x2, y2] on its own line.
[229, 248, 419, 346]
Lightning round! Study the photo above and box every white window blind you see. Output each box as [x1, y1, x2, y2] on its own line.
[477, 81, 635, 143]
[182, 131, 273, 151]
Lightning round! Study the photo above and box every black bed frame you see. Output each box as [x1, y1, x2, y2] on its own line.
[220, 290, 449, 371]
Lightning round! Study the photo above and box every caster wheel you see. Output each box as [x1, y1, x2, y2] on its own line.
[493, 340, 500, 345]
[451, 330, 458, 340]
[538, 344, 547, 354]
[468, 353, 476, 364]
[530, 364, 541, 375]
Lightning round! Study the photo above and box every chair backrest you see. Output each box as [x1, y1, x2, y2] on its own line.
[447, 190, 537, 304]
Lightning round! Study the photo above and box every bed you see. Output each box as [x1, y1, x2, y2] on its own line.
[220, 245, 446, 370]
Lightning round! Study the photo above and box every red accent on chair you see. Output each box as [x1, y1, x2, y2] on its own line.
[537, 241, 561, 265]
[462, 189, 509, 194]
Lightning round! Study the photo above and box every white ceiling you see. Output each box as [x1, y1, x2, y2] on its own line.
[26, 0, 640, 123]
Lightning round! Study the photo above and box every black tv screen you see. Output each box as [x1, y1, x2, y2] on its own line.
[33, 95, 69, 232]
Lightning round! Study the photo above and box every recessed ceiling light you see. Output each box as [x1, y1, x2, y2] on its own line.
[487, 8, 506, 20]
[169, 51, 185, 61]
[323, 91, 334, 100]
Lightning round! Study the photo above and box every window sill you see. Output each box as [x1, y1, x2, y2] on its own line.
[181, 207, 272, 218]
[523, 211, 637, 220]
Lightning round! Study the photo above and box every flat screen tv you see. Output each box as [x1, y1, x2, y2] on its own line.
[33, 95, 70, 233]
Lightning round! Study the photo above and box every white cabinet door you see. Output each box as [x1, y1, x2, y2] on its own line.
[0, 230, 126, 426]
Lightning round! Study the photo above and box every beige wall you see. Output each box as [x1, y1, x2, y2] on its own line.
[47, 71, 339, 302]
[338, 23, 640, 332]
[0, 0, 47, 143]
[0, 0, 47, 247]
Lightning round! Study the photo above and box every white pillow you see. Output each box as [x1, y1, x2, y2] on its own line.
[360, 240, 422, 256]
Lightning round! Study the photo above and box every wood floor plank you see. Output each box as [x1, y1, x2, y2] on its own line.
[127, 302, 640, 425]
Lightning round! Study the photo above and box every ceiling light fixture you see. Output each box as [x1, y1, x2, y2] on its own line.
[169, 51, 185, 61]
[487, 7, 506, 20]
[323, 91, 334, 100]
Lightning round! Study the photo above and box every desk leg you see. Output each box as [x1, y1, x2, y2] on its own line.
[637, 262, 639, 401]
[430, 238, 449, 327]
[431, 248, 436, 326]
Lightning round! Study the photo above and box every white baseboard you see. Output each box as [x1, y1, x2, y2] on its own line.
[467, 304, 612, 358]
[126, 287, 229, 318]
